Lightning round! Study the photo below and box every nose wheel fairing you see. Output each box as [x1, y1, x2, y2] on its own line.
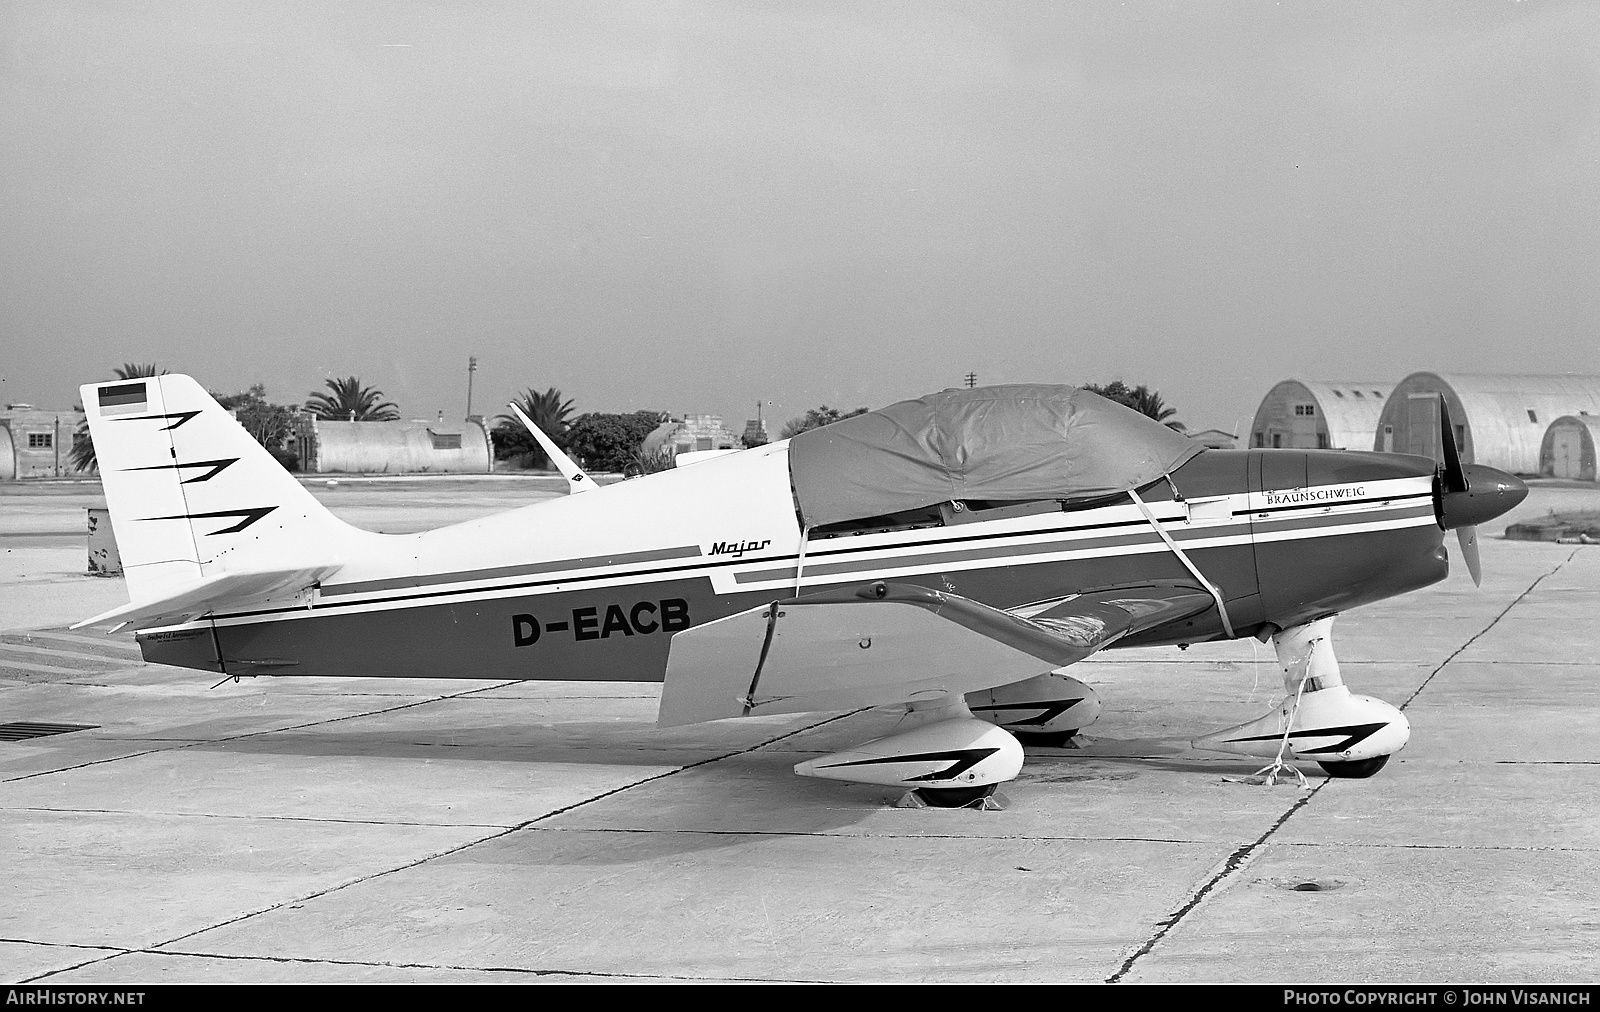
[1193, 617, 1410, 778]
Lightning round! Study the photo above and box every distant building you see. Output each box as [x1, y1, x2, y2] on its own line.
[292, 416, 492, 474]
[0, 405, 84, 479]
[1373, 373, 1600, 474]
[742, 417, 770, 448]
[1540, 415, 1600, 481]
[1187, 428, 1237, 450]
[677, 414, 739, 453]
[648, 414, 739, 456]
[1248, 380, 1394, 450]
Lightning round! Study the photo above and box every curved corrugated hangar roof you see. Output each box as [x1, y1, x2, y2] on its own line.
[1248, 379, 1394, 450]
[1374, 372, 1600, 475]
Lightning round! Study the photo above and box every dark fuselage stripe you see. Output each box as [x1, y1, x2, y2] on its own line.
[206, 497, 1432, 625]
[736, 502, 1432, 585]
[322, 544, 706, 597]
[1254, 492, 1431, 516]
[1253, 503, 1434, 535]
[735, 522, 1249, 584]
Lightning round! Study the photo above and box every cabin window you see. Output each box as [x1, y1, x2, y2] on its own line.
[811, 504, 946, 540]
[1333, 390, 1345, 398]
[428, 432, 462, 450]
[1317, 433, 1329, 449]
[1252, 431, 1264, 448]
[27, 432, 51, 448]
[1527, 409, 1538, 424]
[1293, 404, 1315, 417]
[1352, 390, 1364, 399]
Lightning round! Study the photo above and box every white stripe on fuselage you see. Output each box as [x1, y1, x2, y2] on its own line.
[154, 476, 1438, 634]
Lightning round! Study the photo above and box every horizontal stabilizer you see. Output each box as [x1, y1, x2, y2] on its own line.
[507, 403, 594, 494]
[71, 565, 341, 631]
[658, 582, 1113, 728]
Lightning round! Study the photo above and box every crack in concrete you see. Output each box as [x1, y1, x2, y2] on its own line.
[3, 680, 522, 783]
[529, 825, 1219, 845]
[1103, 550, 1579, 984]
[23, 709, 863, 984]
[1278, 840, 1600, 852]
[98, 946, 813, 982]
[0, 937, 126, 953]
[4, 805, 510, 830]
[1104, 785, 1326, 983]
[1401, 548, 1579, 711]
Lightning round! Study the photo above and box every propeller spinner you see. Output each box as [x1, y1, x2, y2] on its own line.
[1434, 396, 1528, 586]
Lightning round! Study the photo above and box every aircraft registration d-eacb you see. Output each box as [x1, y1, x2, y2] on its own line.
[78, 378, 1527, 807]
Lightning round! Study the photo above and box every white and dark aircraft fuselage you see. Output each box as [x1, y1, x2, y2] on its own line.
[140, 448, 1447, 681]
[80, 377, 1527, 804]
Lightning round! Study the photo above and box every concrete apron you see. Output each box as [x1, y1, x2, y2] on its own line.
[1, 518, 1596, 981]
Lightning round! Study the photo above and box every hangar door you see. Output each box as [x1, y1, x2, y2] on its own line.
[1552, 427, 1583, 479]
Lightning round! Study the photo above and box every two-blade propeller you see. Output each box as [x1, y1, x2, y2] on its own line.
[1434, 396, 1528, 586]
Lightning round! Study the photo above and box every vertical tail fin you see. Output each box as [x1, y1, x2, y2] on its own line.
[80, 375, 353, 611]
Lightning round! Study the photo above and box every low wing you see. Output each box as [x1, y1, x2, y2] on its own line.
[71, 565, 341, 631]
[1012, 582, 1215, 640]
[657, 581, 1214, 727]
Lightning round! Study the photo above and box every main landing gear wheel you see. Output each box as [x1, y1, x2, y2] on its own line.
[1318, 755, 1391, 779]
[794, 699, 1023, 808]
[914, 784, 998, 808]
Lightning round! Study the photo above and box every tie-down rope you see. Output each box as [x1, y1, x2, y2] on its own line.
[1126, 486, 1235, 639]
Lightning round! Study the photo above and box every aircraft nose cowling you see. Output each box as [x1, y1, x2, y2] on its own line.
[1438, 465, 1528, 530]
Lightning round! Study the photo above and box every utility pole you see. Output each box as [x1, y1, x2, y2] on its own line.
[965, 372, 978, 389]
[466, 356, 478, 420]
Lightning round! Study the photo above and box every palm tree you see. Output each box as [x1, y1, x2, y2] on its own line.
[1083, 381, 1185, 431]
[779, 405, 871, 440]
[72, 363, 169, 472]
[492, 387, 575, 468]
[1125, 386, 1185, 432]
[304, 377, 400, 421]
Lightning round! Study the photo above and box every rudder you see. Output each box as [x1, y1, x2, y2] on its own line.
[82, 375, 353, 606]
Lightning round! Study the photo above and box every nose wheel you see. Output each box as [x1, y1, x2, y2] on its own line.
[1194, 617, 1409, 777]
[1318, 755, 1391, 779]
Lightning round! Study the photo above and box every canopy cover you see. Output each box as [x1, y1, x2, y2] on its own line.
[788, 384, 1201, 529]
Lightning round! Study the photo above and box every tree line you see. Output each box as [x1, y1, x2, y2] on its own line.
[67, 365, 1185, 476]
[70, 365, 411, 473]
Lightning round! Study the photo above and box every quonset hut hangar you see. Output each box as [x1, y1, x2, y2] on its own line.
[1372, 373, 1600, 475]
[1248, 380, 1394, 450]
[1541, 415, 1600, 481]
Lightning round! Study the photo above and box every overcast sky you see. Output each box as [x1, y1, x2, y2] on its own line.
[4, 2, 1598, 435]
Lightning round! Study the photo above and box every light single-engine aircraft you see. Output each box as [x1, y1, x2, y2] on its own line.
[76, 377, 1527, 807]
